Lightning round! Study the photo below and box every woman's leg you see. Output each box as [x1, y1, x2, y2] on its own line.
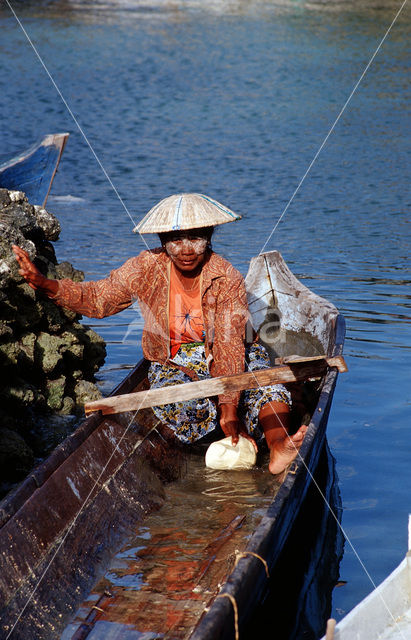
[258, 402, 307, 475]
[147, 347, 218, 444]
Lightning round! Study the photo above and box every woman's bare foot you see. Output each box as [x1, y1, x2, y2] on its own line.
[268, 425, 308, 475]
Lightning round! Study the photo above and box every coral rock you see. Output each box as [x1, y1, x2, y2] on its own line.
[46, 376, 66, 410]
[0, 189, 106, 496]
[74, 379, 102, 406]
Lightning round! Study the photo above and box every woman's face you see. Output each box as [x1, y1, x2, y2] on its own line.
[163, 231, 209, 273]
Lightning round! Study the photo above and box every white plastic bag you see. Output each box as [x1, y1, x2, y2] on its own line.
[205, 435, 256, 470]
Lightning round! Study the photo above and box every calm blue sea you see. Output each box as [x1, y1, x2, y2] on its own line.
[1, 0, 410, 628]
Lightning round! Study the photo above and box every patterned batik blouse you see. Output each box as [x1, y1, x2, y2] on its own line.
[50, 249, 249, 405]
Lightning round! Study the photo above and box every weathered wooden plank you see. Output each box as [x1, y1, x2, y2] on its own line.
[84, 355, 347, 415]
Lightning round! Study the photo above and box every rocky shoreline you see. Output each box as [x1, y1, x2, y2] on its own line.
[0, 189, 106, 496]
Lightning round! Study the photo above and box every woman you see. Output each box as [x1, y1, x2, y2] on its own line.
[13, 193, 306, 475]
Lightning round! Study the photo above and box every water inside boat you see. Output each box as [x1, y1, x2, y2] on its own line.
[61, 452, 280, 639]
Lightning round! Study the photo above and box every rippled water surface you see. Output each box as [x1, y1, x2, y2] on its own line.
[1, 0, 410, 627]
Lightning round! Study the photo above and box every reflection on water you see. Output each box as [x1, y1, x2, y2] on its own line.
[62, 454, 279, 638]
[62, 442, 343, 640]
[3, 0, 407, 23]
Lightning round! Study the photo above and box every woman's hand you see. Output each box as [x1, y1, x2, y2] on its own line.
[12, 245, 58, 295]
[218, 403, 258, 452]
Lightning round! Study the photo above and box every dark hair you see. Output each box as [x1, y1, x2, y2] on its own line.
[158, 226, 214, 247]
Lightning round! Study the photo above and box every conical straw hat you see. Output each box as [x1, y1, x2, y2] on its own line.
[133, 193, 241, 234]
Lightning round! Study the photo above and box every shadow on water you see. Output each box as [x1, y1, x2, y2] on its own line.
[244, 442, 344, 640]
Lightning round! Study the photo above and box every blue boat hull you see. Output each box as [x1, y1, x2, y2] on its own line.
[0, 133, 69, 207]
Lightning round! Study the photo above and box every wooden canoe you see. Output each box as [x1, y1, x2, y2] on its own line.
[323, 516, 411, 640]
[0, 250, 345, 640]
[0, 133, 69, 207]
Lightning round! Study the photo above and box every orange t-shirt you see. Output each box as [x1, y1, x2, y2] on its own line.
[169, 266, 205, 358]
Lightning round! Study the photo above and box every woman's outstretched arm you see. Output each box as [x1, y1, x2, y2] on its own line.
[12, 245, 136, 319]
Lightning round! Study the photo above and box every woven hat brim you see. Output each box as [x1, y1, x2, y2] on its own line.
[133, 193, 241, 234]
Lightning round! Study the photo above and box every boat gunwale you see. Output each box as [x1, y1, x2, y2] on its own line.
[0, 360, 149, 529]
[190, 311, 345, 639]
